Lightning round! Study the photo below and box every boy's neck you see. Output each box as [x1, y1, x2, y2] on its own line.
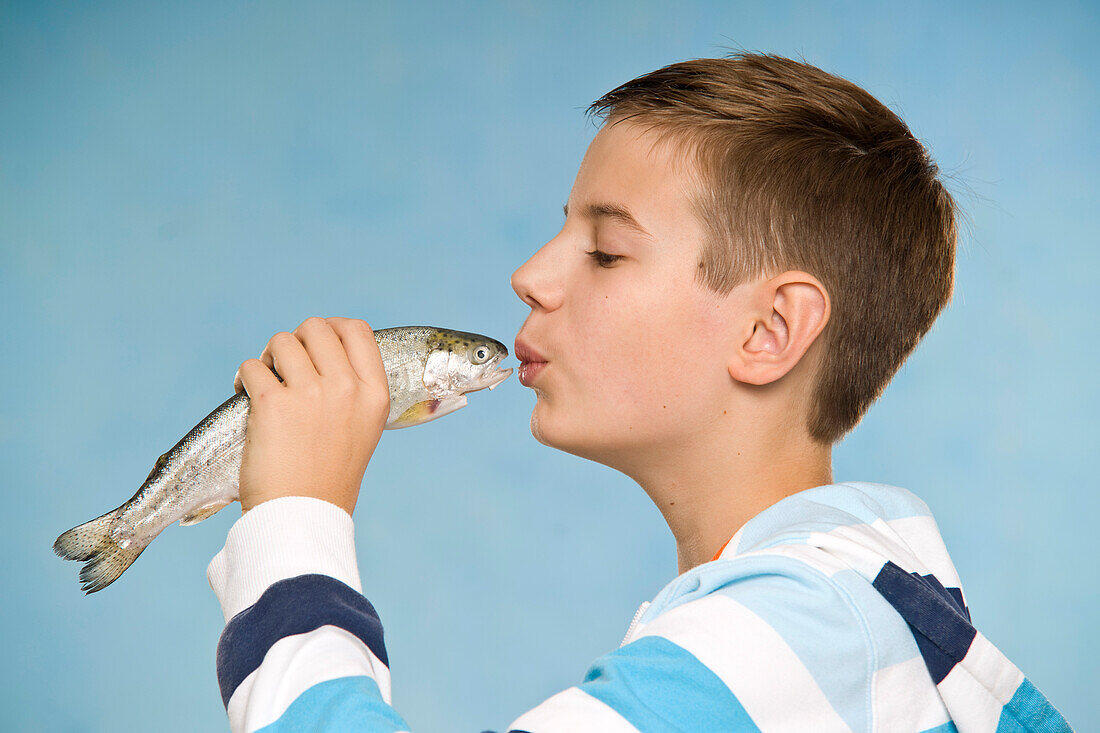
[622, 419, 834, 576]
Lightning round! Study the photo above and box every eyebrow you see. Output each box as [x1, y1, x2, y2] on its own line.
[563, 201, 654, 240]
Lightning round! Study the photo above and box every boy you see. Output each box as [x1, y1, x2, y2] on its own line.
[212, 53, 1073, 731]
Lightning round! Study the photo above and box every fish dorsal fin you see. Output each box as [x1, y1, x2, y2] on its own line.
[144, 453, 169, 483]
[179, 499, 233, 526]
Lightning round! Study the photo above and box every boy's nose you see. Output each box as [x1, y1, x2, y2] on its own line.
[511, 243, 564, 312]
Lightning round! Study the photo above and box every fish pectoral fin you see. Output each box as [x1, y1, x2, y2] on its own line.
[389, 394, 468, 429]
[179, 499, 233, 526]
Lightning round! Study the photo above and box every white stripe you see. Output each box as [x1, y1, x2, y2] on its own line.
[882, 515, 964, 592]
[961, 632, 1025, 703]
[227, 625, 391, 733]
[506, 687, 638, 732]
[736, 516, 961, 591]
[872, 656, 951, 730]
[208, 496, 363, 622]
[937, 666, 1003, 731]
[739, 543, 852, 578]
[637, 593, 853, 732]
[808, 522, 931, 579]
[936, 633, 1024, 733]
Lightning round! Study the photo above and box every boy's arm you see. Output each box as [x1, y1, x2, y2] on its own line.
[215, 315, 403, 730]
[208, 495, 771, 733]
[208, 496, 410, 732]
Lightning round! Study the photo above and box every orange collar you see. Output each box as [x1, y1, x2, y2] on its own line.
[711, 535, 734, 562]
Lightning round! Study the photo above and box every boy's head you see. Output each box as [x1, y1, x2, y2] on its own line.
[511, 53, 956, 468]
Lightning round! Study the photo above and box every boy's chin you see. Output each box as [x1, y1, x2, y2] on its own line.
[529, 408, 634, 465]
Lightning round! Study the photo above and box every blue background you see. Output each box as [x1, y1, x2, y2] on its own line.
[2, 1, 1096, 730]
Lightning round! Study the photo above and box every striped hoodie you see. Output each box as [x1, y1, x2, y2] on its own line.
[207, 482, 1074, 732]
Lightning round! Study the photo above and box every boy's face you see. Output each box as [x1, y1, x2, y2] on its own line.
[512, 119, 749, 466]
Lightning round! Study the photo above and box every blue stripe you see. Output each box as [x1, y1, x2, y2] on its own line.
[216, 574, 388, 707]
[733, 482, 931, 555]
[256, 675, 409, 733]
[640, 554, 884, 731]
[872, 561, 976, 684]
[995, 677, 1074, 732]
[579, 635, 761, 732]
[712, 561, 872, 733]
[831, 568, 927, 670]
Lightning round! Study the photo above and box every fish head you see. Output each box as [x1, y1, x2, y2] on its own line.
[422, 329, 513, 397]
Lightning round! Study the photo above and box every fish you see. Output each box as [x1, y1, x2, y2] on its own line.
[53, 326, 512, 593]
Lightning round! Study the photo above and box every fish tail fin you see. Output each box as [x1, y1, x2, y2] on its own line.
[53, 510, 150, 593]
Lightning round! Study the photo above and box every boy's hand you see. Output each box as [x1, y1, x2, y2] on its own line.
[233, 317, 391, 516]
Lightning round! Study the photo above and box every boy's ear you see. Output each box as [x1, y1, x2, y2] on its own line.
[729, 271, 830, 386]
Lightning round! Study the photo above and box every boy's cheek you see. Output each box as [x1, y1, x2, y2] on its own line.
[567, 306, 693, 399]
[560, 343, 691, 427]
[550, 288, 708, 421]
[530, 361, 708, 459]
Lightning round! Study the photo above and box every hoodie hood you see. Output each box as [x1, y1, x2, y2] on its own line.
[627, 482, 1072, 732]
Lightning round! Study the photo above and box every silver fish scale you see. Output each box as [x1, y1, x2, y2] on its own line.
[116, 393, 249, 544]
[377, 327, 435, 422]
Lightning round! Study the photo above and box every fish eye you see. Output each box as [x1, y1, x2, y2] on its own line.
[471, 344, 491, 364]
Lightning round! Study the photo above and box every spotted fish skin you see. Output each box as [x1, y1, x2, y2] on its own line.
[53, 326, 512, 593]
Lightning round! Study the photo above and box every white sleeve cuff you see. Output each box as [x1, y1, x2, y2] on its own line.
[206, 496, 363, 623]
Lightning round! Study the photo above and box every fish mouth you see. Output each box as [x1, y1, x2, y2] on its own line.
[467, 352, 514, 394]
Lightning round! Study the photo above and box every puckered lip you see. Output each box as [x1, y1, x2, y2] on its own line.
[514, 338, 547, 365]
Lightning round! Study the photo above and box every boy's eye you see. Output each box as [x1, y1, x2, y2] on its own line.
[584, 249, 624, 267]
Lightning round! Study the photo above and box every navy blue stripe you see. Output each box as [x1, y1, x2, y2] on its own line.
[914, 569, 971, 622]
[216, 574, 388, 707]
[872, 561, 976, 684]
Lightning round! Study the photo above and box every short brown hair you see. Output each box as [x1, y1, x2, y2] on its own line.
[588, 52, 957, 445]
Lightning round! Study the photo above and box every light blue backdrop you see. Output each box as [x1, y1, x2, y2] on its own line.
[2, 1, 1095, 730]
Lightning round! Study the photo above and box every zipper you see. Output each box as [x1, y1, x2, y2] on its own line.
[619, 601, 651, 647]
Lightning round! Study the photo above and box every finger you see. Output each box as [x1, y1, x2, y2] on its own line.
[234, 363, 281, 393]
[252, 347, 285, 388]
[293, 316, 358, 381]
[237, 358, 283, 399]
[262, 331, 318, 386]
[326, 318, 387, 386]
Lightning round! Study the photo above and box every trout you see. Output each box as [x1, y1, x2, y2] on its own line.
[53, 326, 511, 593]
